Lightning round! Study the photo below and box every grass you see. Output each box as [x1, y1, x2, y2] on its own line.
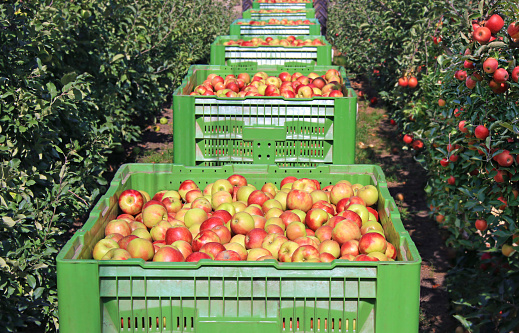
[136, 147, 174, 163]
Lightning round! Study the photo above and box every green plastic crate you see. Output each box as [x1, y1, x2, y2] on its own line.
[210, 35, 332, 66]
[242, 9, 316, 20]
[252, 1, 314, 10]
[172, 64, 355, 167]
[57, 163, 421, 333]
[230, 19, 321, 37]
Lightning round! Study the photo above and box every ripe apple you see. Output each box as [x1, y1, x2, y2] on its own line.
[230, 211, 255, 235]
[245, 228, 268, 249]
[482, 57, 498, 74]
[185, 252, 212, 262]
[178, 180, 199, 201]
[332, 220, 361, 245]
[142, 204, 168, 229]
[354, 254, 379, 261]
[214, 250, 242, 261]
[315, 225, 333, 242]
[512, 67, 519, 83]
[192, 230, 221, 252]
[118, 189, 144, 215]
[93, 238, 120, 260]
[191, 197, 212, 214]
[199, 216, 224, 232]
[183, 208, 208, 228]
[347, 204, 370, 224]
[473, 26, 491, 44]
[105, 219, 131, 237]
[493, 68, 509, 83]
[247, 190, 269, 207]
[171, 240, 192, 259]
[338, 210, 362, 228]
[278, 241, 300, 262]
[358, 232, 387, 254]
[153, 246, 185, 262]
[495, 150, 513, 167]
[211, 190, 233, 211]
[165, 226, 193, 245]
[162, 197, 183, 214]
[286, 189, 313, 212]
[101, 248, 131, 260]
[223, 242, 248, 260]
[312, 200, 335, 215]
[199, 242, 226, 259]
[247, 248, 272, 261]
[357, 185, 378, 206]
[474, 125, 489, 139]
[305, 208, 329, 231]
[329, 182, 353, 205]
[486, 14, 504, 33]
[385, 242, 397, 260]
[261, 234, 288, 260]
[285, 221, 307, 240]
[319, 239, 341, 258]
[126, 238, 155, 261]
[131, 228, 152, 242]
[360, 220, 384, 235]
[150, 220, 172, 242]
[211, 179, 233, 196]
[340, 240, 360, 257]
[319, 252, 335, 262]
[105, 233, 124, 243]
[291, 244, 320, 262]
[117, 213, 135, 222]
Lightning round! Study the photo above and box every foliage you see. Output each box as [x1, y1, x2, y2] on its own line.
[0, 0, 236, 331]
[328, 0, 519, 331]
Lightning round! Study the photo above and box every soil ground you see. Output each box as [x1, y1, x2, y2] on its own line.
[125, 76, 458, 332]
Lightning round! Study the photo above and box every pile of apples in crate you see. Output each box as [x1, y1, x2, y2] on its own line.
[189, 69, 345, 98]
[256, 0, 312, 3]
[93, 175, 397, 263]
[250, 9, 308, 14]
[222, 36, 326, 47]
[237, 19, 314, 25]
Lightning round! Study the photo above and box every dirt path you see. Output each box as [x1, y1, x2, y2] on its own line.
[128, 78, 457, 332]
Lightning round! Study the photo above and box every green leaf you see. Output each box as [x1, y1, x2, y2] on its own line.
[26, 275, 37, 289]
[111, 54, 125, 63]
[46, 82, 57, 99]
[61, 72, 77, 86]
[2, 216, 16, 227]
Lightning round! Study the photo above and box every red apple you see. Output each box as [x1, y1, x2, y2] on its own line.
[486, 14, 504, 34]
[214, 250, 242, 261]
[493, 68, 509, 83]
[192, 230, 221, 252]
[483, 57, 498, 74]
[247, 190, 269, 207]
[150, 220, 172, 242]
[475, 125, 489, 140]
[286, 189, 313, 212]
[291, 244, 320, 262]
[280, 176, 297, 188]
[305, 208, 329, 231]
[165, 226, 193, 245]
[473, 26, 491, 44]
[178, 180, 199, 201]
[338, 210, 362, 229]
[285, 221, 307, 240]
[329, 182, 353, 205]
[185, 252, 212, 262]
[385, 242, 397, 260]
[278, 241, 300, 262]
[354, 254, 379, 261]
[358, 232, 387, 254]
[153, 246, 185, 262]
[118, 189, 144, 215]
[171, 240, 192, 259]
[199, 242, 226, 259]
[315, 225, 333, 242]
[340, 240, 360, 257]
[105, 219, 131, 237]
[247, 247, 272, 261]
[101, 248, 131, 260]
[245, 228, 268, 249]
[332, 220, 361, 245]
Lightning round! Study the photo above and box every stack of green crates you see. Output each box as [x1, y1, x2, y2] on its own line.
[210, 35, 332, 66]
[230, 18, 321, 37]
[57, 164, 421, 333]
[56, 0, 422, 331]
[242, 8, 316, 20]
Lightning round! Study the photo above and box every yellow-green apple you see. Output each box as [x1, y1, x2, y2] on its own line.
[278, 241, 299, 262]
[93, 238, 120, 260]
[285, 221, 307, 240]
[261, 199, 282, 214]
[315, 225, 333, 242]
[305, 208, 329, 231]
[185, 252, 212, 262]
[212, 224, 231, 244]
[101, 248, 131, 260]
[294, 236, 319, 249]
[245, 228, 268, 249]
[286, 189, 313, 212]
[199, 242, 226, 259]
[105, 219, 131, 237]
[384, 242, 397, 260]
[359, 232, 387, 254]
[142, 204, 168, 229]
[153, 246, 185, 262]
[168, 218, 184, 228]
[139, 190, 151, 203]
[188, 223, 201, 239]
[203, 183, 213, 196]
[191, 197, 212, 214]
[319, 239, 341, 258]
[211, 179, 233, 196]
[296, 85, 313, 98]
[332, 220, 361, 245]
[142, 199, 166, 211]
[360, 220, 384, 235]
[257, 255, 276, 261]
[171, 240, 192, 259]
[330, 182, 353, 205]
[236, 185, 256, 203]
[310, 190, 328, 204]
[292, 244, 320, 262]
[231, 211, 255, 235]
[165, 226, 192, 245]
[162, 197, 183, 214]
[150, 220, 172, 241]
[118, 189, 145, 215]
[247, 248, 272, 261]
[126, 238, 155, 261]
[366, 207, 379, 221]
[174, 208, 188, 222]
[339, 254, 356, 261]
[215, 249, 242, 261]
[192, 230, 221, 252]
[280, 176, 297, 188]
[325, 69, 340, 81]
[184, 208, 208, 228]
[347, 204, 370, 224]
[230, 234, 246, 248]
[274, 191, 288, 210]
[265, 207, 283, 220]
[261, 234, 288, 259]
[178, 180, 199, 201]
[357, 185, 378, 206]
[265, 217, 285, 231]
[105, 233, 124, 243]
[131, 228, 152, 241]
[219, 202, 237, 215]
[368, 251, 388, 261]
[211, 190, 233, 210]
[340, 240, 360, 257]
